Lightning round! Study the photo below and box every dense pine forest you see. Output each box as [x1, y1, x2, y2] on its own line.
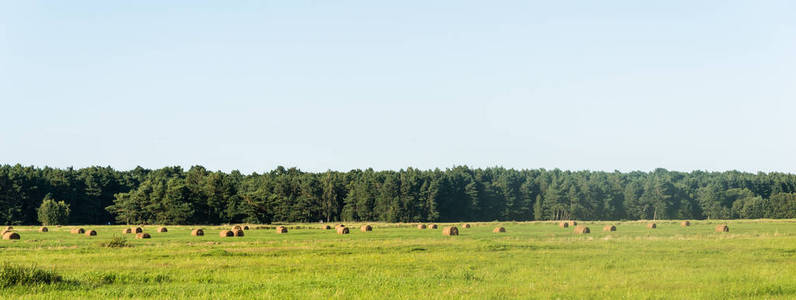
[0, 164, 794, 225]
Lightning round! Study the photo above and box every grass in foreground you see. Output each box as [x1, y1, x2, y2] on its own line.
[0, 263, 64, 288]
[0, 220, 795, 299]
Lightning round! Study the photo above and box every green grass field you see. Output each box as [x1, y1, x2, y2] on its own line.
[1, 220, 795, 299]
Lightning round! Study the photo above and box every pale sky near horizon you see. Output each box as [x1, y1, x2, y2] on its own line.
[1, 1, 795, 174]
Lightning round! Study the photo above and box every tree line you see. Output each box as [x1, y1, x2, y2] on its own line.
[0, 164, 794, 225]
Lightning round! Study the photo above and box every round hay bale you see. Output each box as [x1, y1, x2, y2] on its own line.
[243, 225, 249, 230]
[323, 225, 331, 230]
[647, 223, 657, 229]
[574, 226, 590, 234]
[85, 230, 97, 236]
[603, 225, 616, 232]
[417, 224, 426, 229]
[715, 225, 729, 232]
[568, 221, 578, 226]
[191, 229, 204, 236]
[135, 233, 151, 239]
[2, 232, 20, 240]
[134, 227, 143, 233]
[232, 225, 242, 231]
[276, 226, 288, 234]
[442, 226, 459, 236]
[462, 224, 471, 228]
[360, 224, 372, 232]
[39, 227, 48, 232]
[4, 226, 13, 231]
[157, 227, 168, 233]
[681, 221, 691, 227]
[558, 222, 569, 228]
[233, 229, 245, 237]
[122, 228, 132, 234]
[493, 227, 506, 233]
[70, 228, 85, 234]
[428, 224, 438, 229]
[336, 226, 349, 235]
[219, 230, 234, 237]
[335, 224, 345, 229]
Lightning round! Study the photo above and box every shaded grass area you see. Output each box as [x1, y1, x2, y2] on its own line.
[0, 220, 794, 299]
[0, 263, 64, 288]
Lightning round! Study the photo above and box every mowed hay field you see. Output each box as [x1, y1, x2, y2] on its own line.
[1, 220, 795, 299]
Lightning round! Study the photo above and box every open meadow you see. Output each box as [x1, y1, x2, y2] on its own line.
[1, 220, 795, 299]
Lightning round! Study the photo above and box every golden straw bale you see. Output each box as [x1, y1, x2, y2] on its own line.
[191, 229, 204, 236]
[493, 227, 506, 233]
[360, 225, 372, 232]
[574, 226, 590, 234]
[2, 232, 20, 240]
[442, 226, 459, 236]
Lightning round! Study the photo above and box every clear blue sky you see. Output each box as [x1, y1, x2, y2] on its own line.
[1, 1, 795, 174]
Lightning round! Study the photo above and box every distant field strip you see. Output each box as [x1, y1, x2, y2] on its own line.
[1, 220, 795, 299]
